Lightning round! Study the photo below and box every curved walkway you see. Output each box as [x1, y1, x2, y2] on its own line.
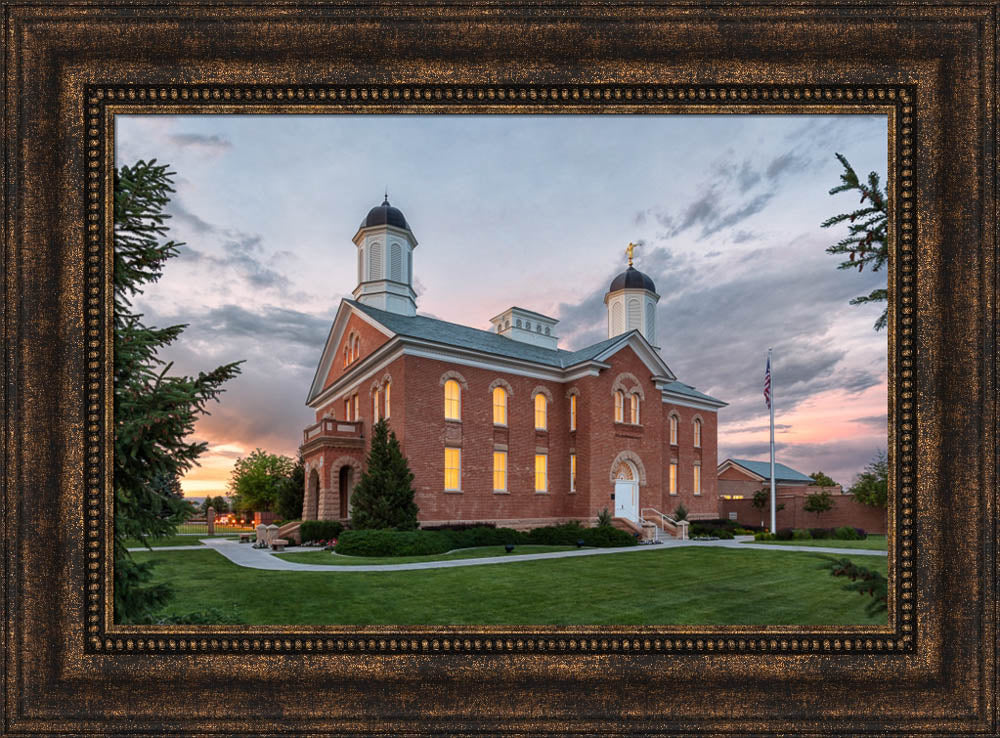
[128, 536, 888, 573]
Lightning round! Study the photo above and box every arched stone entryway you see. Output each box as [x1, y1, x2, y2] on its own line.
[325, 455, 363, 521]
[305, 468, 320, 520]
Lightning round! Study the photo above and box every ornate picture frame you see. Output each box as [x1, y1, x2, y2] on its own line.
[3, 3, 996, 735]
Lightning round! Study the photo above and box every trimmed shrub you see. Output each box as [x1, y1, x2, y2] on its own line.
[422, 521, 496, 532]
[754, 531, 776, 541]
[447, 527, 524, 549]
[714, 528, 735, 540]
[334, 529, 453, 557]
[775, 528, 795, 541]
[300, 520, 345, 543]
[808, 527, 831, 539]
[854, 527, 868, 539]
[833, 526, 863, 541]
[792, 529, 813, 540]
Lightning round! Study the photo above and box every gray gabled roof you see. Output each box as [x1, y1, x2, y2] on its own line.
[724, 459, 814, 484]
[660, 380, 726, 406]
[348, 300, 623, 369]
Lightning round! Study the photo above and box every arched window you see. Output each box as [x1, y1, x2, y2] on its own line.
[493, 387, 508, 425]
[343, 346, 348, 368]
[569, 394, 577, 431]
[384, 380, 391, 418]
[630, 393, 640, 424]
[614, 390, 625, 422]
[670, 414, 679, 445]
[669, 461, 678, 495]
[444, 379, 461, 420]
[369, 241, 383, 280]
[694, 418, 702, 448]
[534, 393, 547, 430]
[693, 462, 702, 495]
[390, 242, 402, 281]
[373, 389, 380, 423]
[645, 302, 655, 341]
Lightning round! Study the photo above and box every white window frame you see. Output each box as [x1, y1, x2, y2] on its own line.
[493, 451, 508, 492]
[444, 447, 461, 491]
[534, 453, 548, 493]
[444, 379, 462, 421]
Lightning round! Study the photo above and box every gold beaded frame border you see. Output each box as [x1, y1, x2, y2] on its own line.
[85, 83, 914, 656]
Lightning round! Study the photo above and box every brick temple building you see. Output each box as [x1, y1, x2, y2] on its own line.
[299, 198, 727, 532]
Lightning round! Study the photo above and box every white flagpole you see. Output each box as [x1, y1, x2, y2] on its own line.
[768, 347, 776, 534]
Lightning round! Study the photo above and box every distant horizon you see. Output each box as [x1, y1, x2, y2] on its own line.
[116, 113, 889, 498]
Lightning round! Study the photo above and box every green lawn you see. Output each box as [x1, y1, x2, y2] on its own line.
[276, 544, 583, 566]
[123, 534, 241, 548]
[132, 546, 888, 626]
[745, 535, 887, 551]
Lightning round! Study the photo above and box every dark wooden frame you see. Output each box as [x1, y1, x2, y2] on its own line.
[2, 3, 997, 735]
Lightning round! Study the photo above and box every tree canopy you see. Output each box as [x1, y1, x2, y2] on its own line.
[849, 449, 888, 508]
[803, 489, 834, 519]
[821, 153, 889, 331]
[114, 159, 242, 623]
[228, 449, 296, 513]
[276, 454, 306, 521]
[809, 471, 838, 487]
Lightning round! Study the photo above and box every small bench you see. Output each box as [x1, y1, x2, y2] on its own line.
[239, 533, 252, 543]
[270, 538, 288, 552]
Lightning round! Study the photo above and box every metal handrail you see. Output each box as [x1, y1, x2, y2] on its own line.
[640, 507, 689, 540]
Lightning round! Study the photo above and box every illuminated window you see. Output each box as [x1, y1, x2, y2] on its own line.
[570, 454, 576, 492]
[384, 381, 390, 418]
[493, 387, 507, 425]
[669, 461, 678, 495]
[352, 394, 359, 421]
[670, 414, 678, 445]
[630, 394, 640, 424]
[342, 346, 348, 368]
[569, 394, 577, 431]
[694, 463, 702, 495]
[493, 451, 507, 491]
[534, 393, 547, 430]
[353, 335, 360, 361]
[444, 448, 461, 491]
[534, 454, 548, 492]
[344, 398, 350, 419]
[614, 391, 624, 422]
[694, 418, 702, 448]
[372, 390, 380, 423]
[444, 379, 461, 420]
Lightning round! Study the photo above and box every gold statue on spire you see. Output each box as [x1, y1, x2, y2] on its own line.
[626, 242, 637, 267]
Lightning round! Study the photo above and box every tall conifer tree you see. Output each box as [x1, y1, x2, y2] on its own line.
[821, 153, 890, 331]
[114, 160, 242, 623]
[350, 420, 419, 530]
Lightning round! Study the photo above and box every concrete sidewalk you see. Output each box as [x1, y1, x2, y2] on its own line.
[186, 536, 886, 573]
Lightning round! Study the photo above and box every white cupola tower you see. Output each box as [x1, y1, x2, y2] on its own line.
[352, 196, 418, 316]
[604, 243, 660, 347]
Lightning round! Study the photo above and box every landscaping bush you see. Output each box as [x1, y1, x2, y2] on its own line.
[854, 527, 868, 539]
[775, 528, 795, 541]
[792, 529, 813, 540]
[808, 527, 831, 539]
[422, 521, 497, 532]
[754, 531, 776, 541]
[447, 526, 524, 549]
[300, 520, 345, 543]
[833, 526, 863, 541]
[334, 529, 453, 557]
[713, 529, 734, 540]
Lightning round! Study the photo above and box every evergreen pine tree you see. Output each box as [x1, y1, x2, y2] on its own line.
[820, 152, 889, 331]
[350, 420, 419, 530]
[114, 160, 242, 623]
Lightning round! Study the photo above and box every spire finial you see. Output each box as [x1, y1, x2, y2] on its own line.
[626, 241, 638, 267]
[383, 187, 389, 205]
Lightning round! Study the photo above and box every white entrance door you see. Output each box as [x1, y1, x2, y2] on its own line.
[614, 480, 638, 522]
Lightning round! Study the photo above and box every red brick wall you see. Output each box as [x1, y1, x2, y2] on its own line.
[719, 494, 887, 534]
[318, 313, 392, 400]
[304, 338, 720, 530]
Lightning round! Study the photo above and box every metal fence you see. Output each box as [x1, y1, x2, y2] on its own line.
[177, 520, 256, 535]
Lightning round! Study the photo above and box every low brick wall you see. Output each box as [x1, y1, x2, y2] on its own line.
[718, 493, 886, 534]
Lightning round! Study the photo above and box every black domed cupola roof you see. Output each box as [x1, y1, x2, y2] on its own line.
[361, 197, 410, 231]
[609, 266, 656, 294]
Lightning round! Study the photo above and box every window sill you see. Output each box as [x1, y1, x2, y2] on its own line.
[535, 491, 549, 495]
[494, 423, 508, 428]
[445, 418, 462, 424]
[493, 490, 510, 495]
[443, 489, 463, 494]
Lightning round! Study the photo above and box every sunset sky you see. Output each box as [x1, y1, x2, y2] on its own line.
[116, 113, 889, 499]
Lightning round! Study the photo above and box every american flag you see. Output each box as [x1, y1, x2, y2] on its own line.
[763, 353, 772, 409]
